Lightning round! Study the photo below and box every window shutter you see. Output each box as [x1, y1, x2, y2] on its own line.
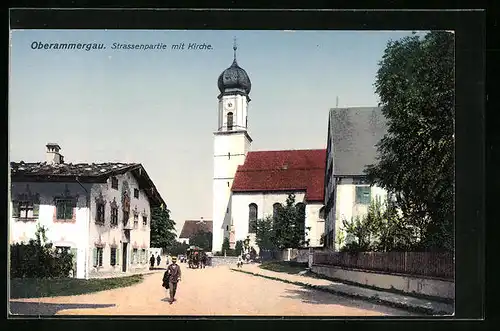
[116, 248, 120, 265]
[93, 248, 98, 267]
[12, 201, 20, 218]
[33, 203, 40, 217]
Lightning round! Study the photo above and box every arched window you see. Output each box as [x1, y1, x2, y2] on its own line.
[273, 203, 281, 220]
[319, 206, 325, 220]
[296, 203, 306, 242]
[227, 112, 233, 130]
[248, 203, 258, 233]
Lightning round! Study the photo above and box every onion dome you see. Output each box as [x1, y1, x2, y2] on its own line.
[217, 41, 251, 96]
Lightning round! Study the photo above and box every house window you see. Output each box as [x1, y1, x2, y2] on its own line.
[134, 189, 139, 199]
[93, 247, 103, 267]
[227, 112, 233, 130]
[56, 246, 70, 254]
[96, 203, 105, 224]
[132, 248, 138, 264]
[111, 177, 119, 189]
[110, 207, 118, 226]
[355, 186, 371, 205]
[133, 213, 139, 228]
[123, 211, 130, 225]
[141, 249, 146, 263]
[13, 200, 39, 219]
[56, 199, 74, 220]
[110, 247, 117, 266]
[142, 216, 147, 226]
[248, 203, 258, 233]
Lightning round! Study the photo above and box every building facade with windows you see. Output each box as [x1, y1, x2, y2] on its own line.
[212, 44, 326, 253]
[9, 143, 166, 279]
[323, 107, 388, 250]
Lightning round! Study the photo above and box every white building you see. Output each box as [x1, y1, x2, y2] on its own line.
[212, 45, 326, 253]
[9, 143, 166, 279]
[323, 107, 388, 250]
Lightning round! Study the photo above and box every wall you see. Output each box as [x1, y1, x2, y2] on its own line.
[212, 131, 251, 253]
[334, 182, 387, 250]
[210, 256, 239, 267]
[231, 192, 325, 249]
[87, 171, 151, 278]
[10, 182, 92, 279]
[311, 264, 454, 300]
[305, 202, 325, 247]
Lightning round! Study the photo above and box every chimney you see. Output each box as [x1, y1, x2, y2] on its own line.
[46, 143, 64, 164]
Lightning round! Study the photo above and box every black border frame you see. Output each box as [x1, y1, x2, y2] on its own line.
[5, 6, 487, 330]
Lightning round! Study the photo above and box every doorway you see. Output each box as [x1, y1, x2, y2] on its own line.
[122, 243, 128, 272]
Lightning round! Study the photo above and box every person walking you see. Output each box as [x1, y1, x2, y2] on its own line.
[237, 255, 243, 268]
[150, 254, 155, 269]
[156, 254, 161, 266]
[166, 256, 182, 304]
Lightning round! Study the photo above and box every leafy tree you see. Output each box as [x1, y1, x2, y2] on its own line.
[150, 205, 177, 250]
[234, 240, 244, 256]
[222, 237, 230, 253]
[165, 241, 190, 256]
[190, 230, 213, 251]
[255, 216, 275, 250]
[271, 194, 310, 249]
[365, 31, 455, 252]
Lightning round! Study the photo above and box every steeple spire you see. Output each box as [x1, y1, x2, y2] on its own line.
[233, 37, 238, 63]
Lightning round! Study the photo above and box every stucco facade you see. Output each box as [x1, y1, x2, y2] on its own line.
[231, 192, 325, 249]
[10, 169, 158, 279]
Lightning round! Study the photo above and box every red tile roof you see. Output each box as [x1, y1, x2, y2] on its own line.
[179, 220, 213, 239]
[231, 149, 326, 202]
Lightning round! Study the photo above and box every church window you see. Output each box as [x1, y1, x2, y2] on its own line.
[227, 182, 230, 187]
[319, 206, 325, 220]
[226, 225, 229, 231]
[228, 152, 231, 160]
[273, 203, 281, 220]
[227, 112, 234, 130]
[248, 203, 258, 233]
[296, 203, 306, 241]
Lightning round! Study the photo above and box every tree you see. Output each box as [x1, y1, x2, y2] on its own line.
[271, 194, 310, 249]
[165, 241, 190, 256]
[234, 240, 243, 256]
[190, 230, 213, 251]
[150, 206, 177, 250]
[365, 31, 455, 252]
[255, 216, 275, 250]
[222, 237, 230, 253]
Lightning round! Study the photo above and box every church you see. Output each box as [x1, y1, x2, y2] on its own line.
[212, 44, 326, 253]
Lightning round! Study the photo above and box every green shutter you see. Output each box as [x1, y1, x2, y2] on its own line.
[93, 248, 98, 267]
[33, 203, 40, 218]
[12, 201, 20, 218]
[116, 248, 120, 265]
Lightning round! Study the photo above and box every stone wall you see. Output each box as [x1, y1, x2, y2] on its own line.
[210, 256, 239, 267]
[311, 264, 454, 299]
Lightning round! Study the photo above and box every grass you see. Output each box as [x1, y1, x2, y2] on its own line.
[259, 261, 308, 275]
[10, 274, 144, 299]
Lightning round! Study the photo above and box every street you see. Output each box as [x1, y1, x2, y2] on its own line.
[10, 265, 418, 316]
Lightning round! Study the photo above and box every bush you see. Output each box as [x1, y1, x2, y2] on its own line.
[10, 225, 74, 278]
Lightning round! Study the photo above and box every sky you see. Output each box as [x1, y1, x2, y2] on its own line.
[9, 29, 424, 235]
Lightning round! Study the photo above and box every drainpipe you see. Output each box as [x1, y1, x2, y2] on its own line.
[75, 177, 90, 279]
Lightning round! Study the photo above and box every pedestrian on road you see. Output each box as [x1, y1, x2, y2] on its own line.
[150, 254, 155, 268]
[157, 254, 161, 266]
[166, 256, 182, 304]
[237, 255, 243, 268]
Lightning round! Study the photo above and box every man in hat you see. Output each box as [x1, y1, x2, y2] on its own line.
[166, 256, 182, 304]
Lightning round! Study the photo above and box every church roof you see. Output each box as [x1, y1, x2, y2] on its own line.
[328, 107, 388, 176]
[231, 149, 326, 202]
[179, 220, 213, 239]
[10, 161, 166, 207]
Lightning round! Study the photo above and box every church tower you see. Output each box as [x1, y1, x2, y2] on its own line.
[212, 40, 252, 253]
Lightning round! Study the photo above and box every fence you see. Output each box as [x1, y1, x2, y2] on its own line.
[313, 251, 454, 279]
